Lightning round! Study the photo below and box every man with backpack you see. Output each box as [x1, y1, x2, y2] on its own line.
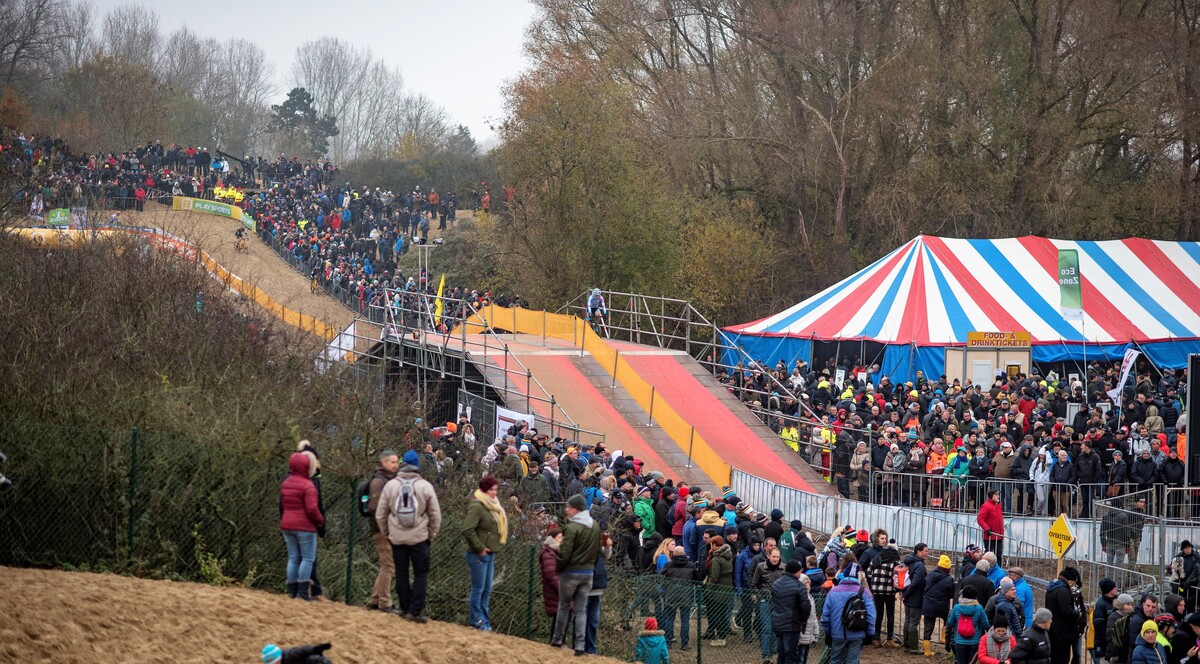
[363, 450, 399, 611]
[821, 562, 877, 664]
[375, 450, 442, 622]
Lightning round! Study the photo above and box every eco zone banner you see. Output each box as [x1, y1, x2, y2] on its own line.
[172, 196, 252, 230]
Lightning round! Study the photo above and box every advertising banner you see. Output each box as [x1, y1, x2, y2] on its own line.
[1106, 348, 1140, 408]
[966, 331, 1031, 347]
[46, 208, 69, 226]
[172, 196, 248, 227]
[1058, 249, 1083, 320]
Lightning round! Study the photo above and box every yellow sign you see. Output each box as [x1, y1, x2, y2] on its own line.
[1047, 514, 1076, 558]
[967, 331, 1032, 348]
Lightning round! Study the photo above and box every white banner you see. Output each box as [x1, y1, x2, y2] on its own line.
[1106, 348, 1140, 409]
[315, 322, 357, 373]
[495, 406, 535, 439]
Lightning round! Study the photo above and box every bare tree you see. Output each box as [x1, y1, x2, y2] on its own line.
[0, 0, 69, 89]
[99, 4, 161, 73]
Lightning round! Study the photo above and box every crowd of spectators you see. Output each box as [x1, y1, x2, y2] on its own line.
[4, 132, 261, 216]
[716, 354, 1190, 519]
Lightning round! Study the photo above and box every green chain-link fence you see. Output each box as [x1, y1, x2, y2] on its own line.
[0, 419, 859, 663]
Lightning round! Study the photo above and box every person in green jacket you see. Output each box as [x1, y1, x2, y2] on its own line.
[633, 486, 657, 535]
[463, 476, 507, 631]
[552, 494, 602, 654]
[705, 535, 736, 647]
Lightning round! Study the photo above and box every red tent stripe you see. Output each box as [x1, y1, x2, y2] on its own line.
[920, 236, 1024, 332]
[1015, 236, 1138, 341]
[1122, 239, 1200, 320]
[897, 249, 931, 343]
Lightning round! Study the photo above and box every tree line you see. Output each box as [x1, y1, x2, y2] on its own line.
[0, 0, 478, 165]
[477, 0, 1200, 323]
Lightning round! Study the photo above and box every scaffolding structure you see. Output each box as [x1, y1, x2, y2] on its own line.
[331, 290, 606, 446]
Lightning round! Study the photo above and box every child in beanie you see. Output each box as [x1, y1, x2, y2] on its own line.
[637, 617, 669, 664]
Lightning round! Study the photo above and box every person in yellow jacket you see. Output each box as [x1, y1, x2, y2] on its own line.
[781, 424, 800, 453]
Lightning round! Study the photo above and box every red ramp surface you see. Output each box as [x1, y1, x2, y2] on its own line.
[622, 354, 815, 491]
[514, 354, 679, 481]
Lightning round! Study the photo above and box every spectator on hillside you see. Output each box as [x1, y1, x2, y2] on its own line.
[978, 490, 1005, 564]
[463, 476, 508, 631]
[658, 545, 700, 651]
[948, 586, 990, 664]
[901, 543, 930, 653]
[583, 531, 614, 655]
[821, 561, 876, 664]
[1045, 567, 1081, 664]
[922, 554, 957, 656]
[278, 452, 324, 601]
[552, 493, 602, 654]
[772, 559, 813, 664]
[365, 450, 399, 612]
[539, 525, 562, 641]
[1011, 608, 1053, 664]
[376, 449, 441, 622]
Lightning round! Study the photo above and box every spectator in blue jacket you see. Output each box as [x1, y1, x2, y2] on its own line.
[948, 586, 990, 664]
[1009, 568, 1036, 630]
[821, 562, 877, 664]
[682, 507, 700, 562]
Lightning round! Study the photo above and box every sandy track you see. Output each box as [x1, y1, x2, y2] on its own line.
[0, 566, 621, 664]
[119, 206, 356, 332]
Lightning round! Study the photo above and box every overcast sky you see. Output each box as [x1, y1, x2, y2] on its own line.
[89, 0, 537, 147]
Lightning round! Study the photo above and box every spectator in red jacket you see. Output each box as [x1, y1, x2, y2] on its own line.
[978, 490, 1005, 566]
[539, 524, 563, 641]
[280, 452, 324, 600]
[671, 486, 691, 539]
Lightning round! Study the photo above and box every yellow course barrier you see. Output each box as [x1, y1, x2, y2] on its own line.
[9, 227, 336, 341]
[464, 305, 731, 487]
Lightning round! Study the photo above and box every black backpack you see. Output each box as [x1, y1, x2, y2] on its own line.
[842, 587, 869, 632]
[355, 478, 373, 517]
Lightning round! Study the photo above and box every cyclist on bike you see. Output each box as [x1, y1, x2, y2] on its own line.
[587, 288, 606, 323]
[235, 227, 245, 240]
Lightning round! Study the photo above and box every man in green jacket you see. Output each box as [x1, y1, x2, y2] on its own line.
[552, 494, 602, 654]
[633, 486, 656, 534]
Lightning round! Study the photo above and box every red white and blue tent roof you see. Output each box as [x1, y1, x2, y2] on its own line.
[723, 236, 1200, 372]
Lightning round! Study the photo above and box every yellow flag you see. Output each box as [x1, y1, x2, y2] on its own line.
[434, 273, 445, 325]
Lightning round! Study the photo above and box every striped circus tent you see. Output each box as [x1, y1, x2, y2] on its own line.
[723, 235, 1200, 381]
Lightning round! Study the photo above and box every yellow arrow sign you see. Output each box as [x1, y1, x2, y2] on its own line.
[1047, 514, 1076, 559]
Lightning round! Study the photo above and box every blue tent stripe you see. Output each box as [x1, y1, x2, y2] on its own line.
[1179, 242, 1200, 271]
[1076, 241, 1192, 339]
[856, 244, 917, 339]
[923, 245, 973, 341]
[970, 240, 1086, 341]
[762, 242, 909, 333]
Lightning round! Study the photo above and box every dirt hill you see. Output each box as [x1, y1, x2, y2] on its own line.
[0, 566, 622, 664]
[119, 206, 356, 333]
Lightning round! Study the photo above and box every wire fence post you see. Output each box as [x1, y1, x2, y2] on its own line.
[647, 386, 656, 426]
[694, 586, 703, 664]
[127, 426, 139, 561]
[686, 427, 695, 469]
[344, 479, 358, 605]
[525, 543, 536, 639]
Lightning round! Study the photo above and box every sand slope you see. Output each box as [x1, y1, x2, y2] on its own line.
[0, 566, 621, 664]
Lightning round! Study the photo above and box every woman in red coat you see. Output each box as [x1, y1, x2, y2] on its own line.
[280, 452, 324, 600]
[539, 524, 563, 641]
